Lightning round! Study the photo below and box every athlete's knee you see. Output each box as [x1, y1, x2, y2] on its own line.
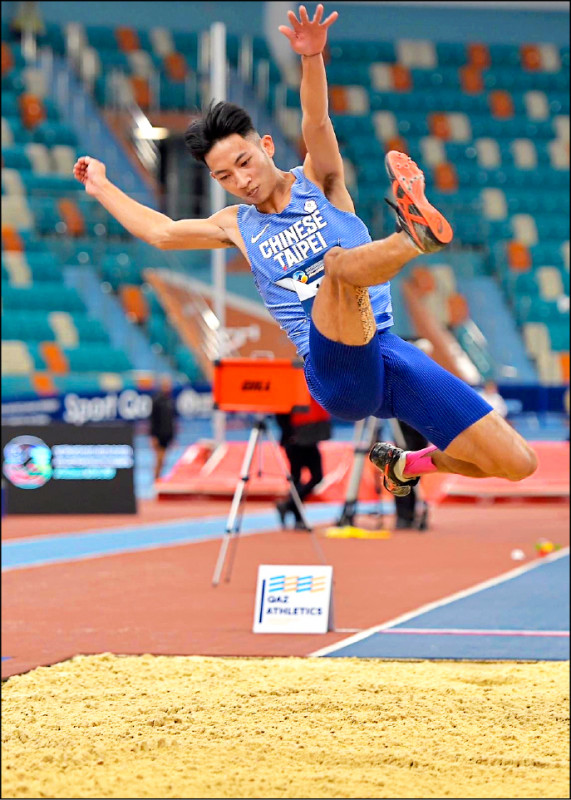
[323, 246, 347, 281]
[503, 444, 538, 481]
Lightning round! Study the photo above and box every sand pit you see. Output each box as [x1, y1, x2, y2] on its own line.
[1, 654, 569, 798]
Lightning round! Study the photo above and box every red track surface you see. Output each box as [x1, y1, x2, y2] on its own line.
[2, 499, 569, 679]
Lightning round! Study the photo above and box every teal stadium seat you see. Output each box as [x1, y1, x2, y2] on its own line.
[326, 62, 371, 87]
[435, 43, 467, 66]
[548, 320, 570, 352]
[64, 344, 132, 373]
[2, 283, 85, 312]
[410, 67, 460, 90]
[32, 122, 78, 147]
[53, 374, 110, 394]
[329, 41, 396, 63]
[1, 375, 36, 399]
[1, 146, 32, 170]
[2, 311, 55, 341]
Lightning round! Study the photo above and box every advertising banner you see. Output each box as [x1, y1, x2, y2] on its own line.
[2, 424, 136, 514]
[1, 386, 213, 426]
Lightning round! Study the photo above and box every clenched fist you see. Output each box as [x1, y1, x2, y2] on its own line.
[73, 156, 106, 196]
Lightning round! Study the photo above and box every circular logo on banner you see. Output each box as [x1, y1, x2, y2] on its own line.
[293, 270, 308, 283]
[2, 436, 53, 489]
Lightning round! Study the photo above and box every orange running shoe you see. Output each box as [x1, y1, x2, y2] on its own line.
[385, 150, 453, 253]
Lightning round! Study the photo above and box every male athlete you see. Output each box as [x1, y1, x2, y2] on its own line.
[73, 4, 537, 496]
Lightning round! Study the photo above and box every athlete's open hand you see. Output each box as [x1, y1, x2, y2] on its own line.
[73, 155, 106, 196]
[279, 4, 338, 57]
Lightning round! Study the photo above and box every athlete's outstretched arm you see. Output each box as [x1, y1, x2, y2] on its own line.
[73, 156, 235, 250]
[279, 4, 346, 188]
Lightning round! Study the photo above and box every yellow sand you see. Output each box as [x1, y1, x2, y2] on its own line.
[1, 654, 569, 799]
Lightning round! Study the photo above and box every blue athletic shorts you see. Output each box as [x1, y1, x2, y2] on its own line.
[303, 322, 493, 451]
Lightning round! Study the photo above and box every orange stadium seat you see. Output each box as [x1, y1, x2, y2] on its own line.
[489, 89, 514, 118]
[57, 199, 85, 237]
[429, 113, 451, 139]
[467, 43, 490, 69]
[460, 65, 483, 94]
[130, 76, 151, 109]
[164, 53, 187, 82]
[120, 284, 150, 324]
[2, 226, 24, 252]
[507, 241, 532, 271]
[1, 41, 13, 74]
[115, 27, 140, 52]
[19, 93, 45, 129]
[390, 64, 412, 91]
[558, 353, 570, 383]
[521, 44, 541, 71]
[447, 292, 470, 326]
[385, 135, 408, 154]
[32, 372, 57, 396]
[40, 342, 69, 374]
[434, 162, 458, 192]
[329, 86, 349, 113]
[411, 266, 436, 294]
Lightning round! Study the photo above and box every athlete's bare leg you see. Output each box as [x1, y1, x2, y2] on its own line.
[311, 231, 417, 346]
[312, 239, 537, 483]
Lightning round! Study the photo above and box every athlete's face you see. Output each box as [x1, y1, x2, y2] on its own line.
[206, 133, 276, 203]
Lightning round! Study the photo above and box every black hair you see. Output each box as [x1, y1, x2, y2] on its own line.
[184, 101, 257, 164]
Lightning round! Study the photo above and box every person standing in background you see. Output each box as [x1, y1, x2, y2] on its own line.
[275, 396, 331, 529]
[150, 375, 175, 482]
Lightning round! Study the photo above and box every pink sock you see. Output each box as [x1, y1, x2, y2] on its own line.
[403, 445, 438, 478]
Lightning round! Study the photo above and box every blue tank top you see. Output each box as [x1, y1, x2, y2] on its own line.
[237, 166, 393, 357]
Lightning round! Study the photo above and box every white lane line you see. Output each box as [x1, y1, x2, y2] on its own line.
[311, 547, 570, 657]
[374, 628, 569, 637]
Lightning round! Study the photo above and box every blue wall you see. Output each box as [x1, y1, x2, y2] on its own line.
[32, 1, 265, 35]
[13, 1, 570, 44]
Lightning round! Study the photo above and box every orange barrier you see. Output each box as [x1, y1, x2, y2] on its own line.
[213, 358, 310, 413]
[157, 440, 570, 504]
[424, 441, 569, 502]
[156, 440, 387, 502]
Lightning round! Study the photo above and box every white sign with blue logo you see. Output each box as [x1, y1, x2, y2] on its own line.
[253, 564, 334, 634]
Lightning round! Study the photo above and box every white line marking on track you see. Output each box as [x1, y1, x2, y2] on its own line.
[313, 547, 570, 657]
[374, 628, 569, 637]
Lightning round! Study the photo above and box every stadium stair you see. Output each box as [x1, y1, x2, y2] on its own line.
[65, 265, 174, 375]
[455, 275, 537, 382]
